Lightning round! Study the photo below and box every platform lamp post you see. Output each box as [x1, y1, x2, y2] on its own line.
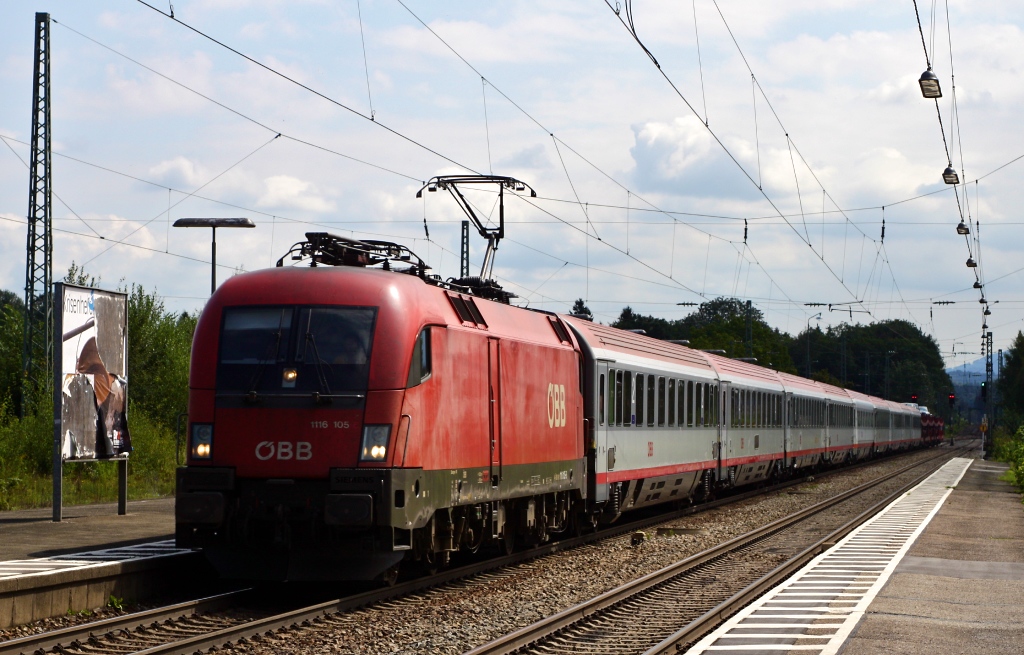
[173, 218, 255, 295]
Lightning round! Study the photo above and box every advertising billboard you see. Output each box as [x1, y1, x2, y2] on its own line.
[56, 283, 130, 460]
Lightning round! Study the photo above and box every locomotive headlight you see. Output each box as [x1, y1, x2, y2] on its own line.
[282, 368, 298, 388]
[190, 423, 214, 460]
[359, 424, 391, 462]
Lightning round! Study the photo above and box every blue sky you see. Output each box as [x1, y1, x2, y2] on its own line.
[1, 0, 1021, 368]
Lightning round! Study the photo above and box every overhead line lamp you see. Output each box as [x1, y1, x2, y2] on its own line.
[943, 166, 959, 185]
[173, 217, 256, 295]
[966, 257, 977, 268]
[919, 67, 942, 98]
[956, 220, 970, 235]
[973, 281, 982, 289]
[984, 307, 992, 316]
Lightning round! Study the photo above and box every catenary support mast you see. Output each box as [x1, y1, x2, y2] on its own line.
[21, 12, 53, 417]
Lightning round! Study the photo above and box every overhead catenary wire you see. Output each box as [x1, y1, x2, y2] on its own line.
[602, 0, 878, 322]
[51, 19, 422, 183]
[133, 0, 480, 175]
[80, 133, 282, 268]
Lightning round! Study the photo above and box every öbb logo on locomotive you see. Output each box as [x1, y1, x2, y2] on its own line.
[547, 382, 566, 428]
[255, 441, 312, 461]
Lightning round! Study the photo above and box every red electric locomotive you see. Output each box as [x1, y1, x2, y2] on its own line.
[175, 233, 586, 581]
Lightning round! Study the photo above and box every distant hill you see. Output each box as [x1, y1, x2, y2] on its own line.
[947, 356, 986, 385]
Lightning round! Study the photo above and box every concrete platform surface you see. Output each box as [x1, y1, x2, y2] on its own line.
[0, 497, 175, 561]
[842, 454, 1024, 655]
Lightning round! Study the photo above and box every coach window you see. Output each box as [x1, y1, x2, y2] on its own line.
[710, 384, 718, 426]
[614, 370, 623, 426]
[668, 379, 676, 426]
[686, 381, 695, 427]
[599, 373, 606, 426]
[658, 377, 666, 426]
[643, 376, 651, 427]
[679, 381, 686, 427]
[636, 374, 645, 427]
[406, 327, 432, 388]
[696, 380, 704, 427]
[647, 375, 656, 427]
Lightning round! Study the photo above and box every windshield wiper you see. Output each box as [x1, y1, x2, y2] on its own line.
[245, 314, 286, 401]
[305, 332, 333, 403]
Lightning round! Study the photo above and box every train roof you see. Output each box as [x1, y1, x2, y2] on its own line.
[560, 317, 719, 380]
[845, 388, 888, 411]
[775, 372, 829, 400]
[700, 351, 785, 392]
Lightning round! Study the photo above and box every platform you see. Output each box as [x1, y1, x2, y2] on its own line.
[683, 449, 1024, 654]
[0, 497, 203, 629]
[0, 497, 176, 563]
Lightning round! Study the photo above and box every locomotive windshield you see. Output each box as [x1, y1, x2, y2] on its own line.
[216, 305, 376, 398]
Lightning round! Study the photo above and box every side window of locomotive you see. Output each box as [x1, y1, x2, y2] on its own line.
[406, 328, 432, 388]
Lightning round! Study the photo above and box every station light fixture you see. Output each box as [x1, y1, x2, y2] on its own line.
[984, 307, 992, 316]
[973, 281, 983, 289]
[919, 67, 942, 98]
[173, 217, 256, 295]
[942, 166, 960, 185]
[966, 257, 977, 268]
[956, 220, 970, 235]
[979, 296, 987, 304]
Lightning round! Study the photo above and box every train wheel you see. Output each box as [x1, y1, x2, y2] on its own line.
[380, 564, 400, 587]
[500, 526, 515, 556]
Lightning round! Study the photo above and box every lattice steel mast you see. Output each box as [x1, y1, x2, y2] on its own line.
[21, 12, 53, 416]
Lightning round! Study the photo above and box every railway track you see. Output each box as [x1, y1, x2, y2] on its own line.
[0, 448, 959, 655]
[464, 446, 970, 655]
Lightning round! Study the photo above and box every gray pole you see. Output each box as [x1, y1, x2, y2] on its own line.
[52, 283, 63, 522]
[211, 226, 217, 295]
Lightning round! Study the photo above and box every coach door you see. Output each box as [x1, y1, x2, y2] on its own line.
[595, 362, 611, 502]
[488, 338, 502, 485]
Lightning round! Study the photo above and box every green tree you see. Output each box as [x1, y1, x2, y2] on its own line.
[997, 331, 1024, 424]
[790, 319, 952, 410]
[570, 298, 593, 320]
[125, 285, 196, 430]
[612, 298, 797, 372]
[0, 297, 24, 413]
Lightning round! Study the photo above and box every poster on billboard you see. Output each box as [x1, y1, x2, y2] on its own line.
[55, 283, 131, 460]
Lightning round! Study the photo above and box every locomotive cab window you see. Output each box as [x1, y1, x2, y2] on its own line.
[406, 327, 432, 388]
[217, 305, 376, 398]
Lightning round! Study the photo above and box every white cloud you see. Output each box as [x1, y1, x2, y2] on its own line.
[257, 175, 335, 212]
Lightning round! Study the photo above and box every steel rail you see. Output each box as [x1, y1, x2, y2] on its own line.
[462, 446, 966, 655]
[0, 589, 249, 655]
